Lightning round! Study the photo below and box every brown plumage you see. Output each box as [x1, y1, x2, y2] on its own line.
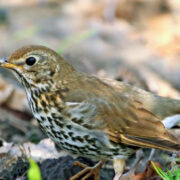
[0, 45, 180, 180]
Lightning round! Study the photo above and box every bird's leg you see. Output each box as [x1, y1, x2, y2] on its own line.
[119, 150, 144, 180]
[113, 150, 143, 180]
[113, 159, 126, 180]
[70, 160, 106, 180]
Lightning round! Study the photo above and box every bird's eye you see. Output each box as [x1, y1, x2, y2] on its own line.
[25, 56, 36, 66]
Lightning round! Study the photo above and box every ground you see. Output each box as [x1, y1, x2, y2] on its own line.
[0, 0, 180, 180]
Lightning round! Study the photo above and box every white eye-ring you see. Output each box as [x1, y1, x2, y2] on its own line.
[25, 55, 39, 66]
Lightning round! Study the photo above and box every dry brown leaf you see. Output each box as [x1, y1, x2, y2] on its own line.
[133, 161, 162, 180]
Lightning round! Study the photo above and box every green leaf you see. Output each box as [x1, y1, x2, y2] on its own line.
[158, 168, 169, 179]
[28, 158, 42, 180]
[151, 161, 169, 180]
[174, 168, 180, 180]
[166, 169, 173, 180]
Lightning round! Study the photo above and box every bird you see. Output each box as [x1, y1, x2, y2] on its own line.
[0, 45, 180, 180]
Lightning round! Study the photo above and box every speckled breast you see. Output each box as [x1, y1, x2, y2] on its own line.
[27, 88, 135, 160]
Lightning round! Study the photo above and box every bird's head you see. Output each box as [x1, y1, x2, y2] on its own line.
[0, 45, 75, 89]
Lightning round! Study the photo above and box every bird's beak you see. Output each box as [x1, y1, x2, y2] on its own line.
[0, 57, 23, 70]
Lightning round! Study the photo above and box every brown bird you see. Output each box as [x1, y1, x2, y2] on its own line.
[0, 45, 180, 180]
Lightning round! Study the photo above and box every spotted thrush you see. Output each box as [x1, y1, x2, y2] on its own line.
[0, 45, 180, 180]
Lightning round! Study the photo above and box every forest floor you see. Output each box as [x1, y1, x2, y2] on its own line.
[0, 0, 180, 179]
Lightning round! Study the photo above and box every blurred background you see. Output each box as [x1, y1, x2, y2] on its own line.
[0, 0, 179, 179]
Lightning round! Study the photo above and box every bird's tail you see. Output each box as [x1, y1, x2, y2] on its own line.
[146, 95, 180, 120]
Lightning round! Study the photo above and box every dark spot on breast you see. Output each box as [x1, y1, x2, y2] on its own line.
[54, 120, 64, 128]
[58, 116, 63, 120]
[81, 149, 88, 153]
[95, 150, 101, 154]
[72, 117, 84, 124]
[66, 125, 72, 130]
[73, 144, 79, 149]
[113, 152, 120, 156]
[64, 146, 71, 151]
[45, 94, 50, 101]
[58, 136, 63, 140]
[68, 144, 73, 148]
[72, 137, 76, 141]
[63, 134, 69, 139]
[75, 136, 84, 143]
[35, 78, 41, 84]
[87, 147, 97, 151]
[83, 124, 92, 129]
[70, 149, 78, 153]
[57, 106, 63, 112]
[65, 142, 69, 146]
[50, 71, 55, 76]
[84, 135, 90, 140]
[38, 107, 43, 112]
[60, 130, 65, 135]
[39, 124, 44, 129]
[31, 94, 36, 102]
[40, 116, 46, 121]
[51, 95, 56, 102]
[78, 149, 84, 153]
[68, 132, 74, 137]
[51, 113, 57, 118]
[58, 92, 65, 100]
[34, 90, 40, 97]
[45, 125, 49, 129]
[88, 138, 96, 144]
[78, 118, 84, 124]
[41, 100, 46, 107]
[111, 148, 119, 152]
[47, 117, 53, 122]
[46, 86, 50, 92]
[47, 131, 55, 137]
[41, 87, 47, 93]
[51, 129, 57, 136]
[44, 108, 48, 113]
[72, 117, 77, 122]
[36, 118, 41, 123]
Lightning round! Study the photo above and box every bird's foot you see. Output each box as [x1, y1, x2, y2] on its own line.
[114, 150, 144, 180]
[119, 170, 135, 180]
[114, 168, 136, 180]
[70, 160, 105, 180]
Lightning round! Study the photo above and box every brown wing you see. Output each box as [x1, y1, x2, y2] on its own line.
[64, 76, 180, 151]
[98, 96, 180, 151]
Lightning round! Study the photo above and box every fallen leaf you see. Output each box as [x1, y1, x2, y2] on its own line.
[133, 161, 162, 180]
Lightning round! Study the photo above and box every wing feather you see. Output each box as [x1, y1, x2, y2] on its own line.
[63, 77, 180, 151]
